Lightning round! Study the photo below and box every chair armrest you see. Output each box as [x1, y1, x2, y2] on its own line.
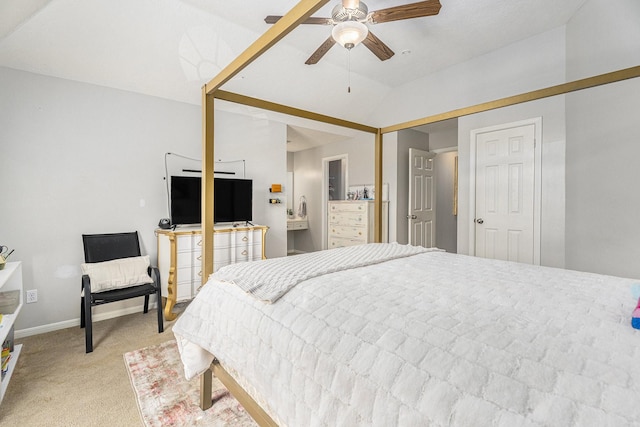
[148, 266, 161, 288]
[82, 274, 92, 296]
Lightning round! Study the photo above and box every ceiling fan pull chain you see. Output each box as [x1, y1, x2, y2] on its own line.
[347, 49, 351, 93]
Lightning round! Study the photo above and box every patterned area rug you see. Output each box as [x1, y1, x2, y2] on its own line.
[124, 340, 257, 426]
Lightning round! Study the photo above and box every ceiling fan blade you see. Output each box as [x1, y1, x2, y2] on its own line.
[369, 0, 442, 24]
[305, 37, 337, 65]
[264, 15, 332, 25]
[362, 31, 395, 61]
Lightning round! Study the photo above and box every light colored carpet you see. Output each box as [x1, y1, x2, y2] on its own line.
[0, 308, 184, 426]
[124, 340, 256, 426]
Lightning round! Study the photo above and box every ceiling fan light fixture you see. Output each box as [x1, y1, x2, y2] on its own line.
[332, 21, 368, 49]
[342, 0, 360, 9]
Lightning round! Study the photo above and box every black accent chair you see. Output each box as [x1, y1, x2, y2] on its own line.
[81, 232, 164, 353]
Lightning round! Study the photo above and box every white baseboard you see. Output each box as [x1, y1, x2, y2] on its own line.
[15, 303, 159, 339]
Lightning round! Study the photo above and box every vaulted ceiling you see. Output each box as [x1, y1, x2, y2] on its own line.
[0, 0, 589, 124]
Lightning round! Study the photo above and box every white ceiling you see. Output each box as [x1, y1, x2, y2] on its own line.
[0, 0, 589, 130]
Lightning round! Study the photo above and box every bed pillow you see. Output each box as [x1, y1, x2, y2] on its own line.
[81, 255, 154, 293]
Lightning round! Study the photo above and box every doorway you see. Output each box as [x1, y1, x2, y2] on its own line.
[322, 154, 348, 249]
[469, 118, 542, 264]
[328, 159, 345, 201]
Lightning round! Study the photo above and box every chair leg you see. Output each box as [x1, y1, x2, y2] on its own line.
[143, 295, 150, 314]
[80, 295, 86, 328]
[156, 289, 164, 333]
[84, 294, 93, 353]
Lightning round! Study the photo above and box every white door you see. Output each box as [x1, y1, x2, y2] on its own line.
[408, 148, 437, 247]
[474, 123, 536, 263]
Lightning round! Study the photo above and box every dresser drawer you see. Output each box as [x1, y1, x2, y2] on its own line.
[233, 243, 263, 262]
[176, 265, 202, 283]
[328, 236, 365, 249]
[176, 250, 202, 269]
[214, 243, 262, 263]
[329, 225, 366, 240]
[329, 202, 367, 213]
[215, 229, 262, 246]
[176, 279, 195, 301]
[214, 231, 233, 248]
[176, 234, 202, 252]
[329, 212, 367, 227]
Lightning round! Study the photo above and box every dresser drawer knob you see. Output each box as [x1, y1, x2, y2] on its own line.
[241, 250, 248, 256]
[242, 236, 249, 242]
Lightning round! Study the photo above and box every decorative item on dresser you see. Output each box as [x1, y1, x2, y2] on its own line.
[327, 200, 388, 248]
[156, 224, 268, 320]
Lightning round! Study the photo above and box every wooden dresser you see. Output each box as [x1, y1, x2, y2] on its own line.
[156, 224, 268, 320]
[328, 200, 388, 248]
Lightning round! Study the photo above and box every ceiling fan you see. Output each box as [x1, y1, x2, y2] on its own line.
[265, 0, 442, 65]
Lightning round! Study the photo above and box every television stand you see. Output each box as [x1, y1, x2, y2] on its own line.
[155, 224, 268, 320]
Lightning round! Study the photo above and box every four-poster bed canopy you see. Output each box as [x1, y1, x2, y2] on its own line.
[185, 0, 640, 424]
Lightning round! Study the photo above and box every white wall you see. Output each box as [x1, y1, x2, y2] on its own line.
[0, 67, 200, 333]
[0, 67, 289, 335]
[564, 0, 640, 277]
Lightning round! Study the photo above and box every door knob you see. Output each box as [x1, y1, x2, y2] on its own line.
[407, 215, 417, 219]
[476, 218, 484, 224]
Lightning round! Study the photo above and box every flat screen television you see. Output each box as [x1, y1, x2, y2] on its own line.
[170, 176, 253, 225]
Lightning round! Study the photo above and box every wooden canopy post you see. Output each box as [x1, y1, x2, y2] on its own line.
[201, 89, 215, 285]
[374, 129, 383, 242]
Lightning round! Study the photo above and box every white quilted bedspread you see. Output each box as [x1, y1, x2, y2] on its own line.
[173, 246, 640, 427]
[211, 243, 433, 303]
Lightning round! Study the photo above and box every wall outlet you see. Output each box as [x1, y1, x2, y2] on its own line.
[26, 289, 38, 304]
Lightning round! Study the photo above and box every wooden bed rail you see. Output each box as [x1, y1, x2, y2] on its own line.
[201, 359, 278, 427]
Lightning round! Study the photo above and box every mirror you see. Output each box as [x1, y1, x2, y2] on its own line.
[286, 124, 376, 254]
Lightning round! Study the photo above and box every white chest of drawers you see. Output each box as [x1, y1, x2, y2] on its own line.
[157, 224, 267, 319]
[328, 201, 388, 248]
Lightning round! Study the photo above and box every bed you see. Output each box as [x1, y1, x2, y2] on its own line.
[173, 243, 640, 426]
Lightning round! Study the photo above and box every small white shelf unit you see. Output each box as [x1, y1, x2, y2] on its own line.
[0, 262, 24, 405]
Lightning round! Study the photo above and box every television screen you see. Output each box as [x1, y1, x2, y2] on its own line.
[214, 178, 253, 223]
[170, 176, 201, 225]
[170, 176, 253, 225]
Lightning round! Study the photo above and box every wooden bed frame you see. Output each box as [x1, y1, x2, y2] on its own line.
[196, 0, 640, 423]
[201, 359, 278, 427]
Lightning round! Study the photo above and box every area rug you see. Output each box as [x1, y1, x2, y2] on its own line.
[124, 340, 257, 426]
